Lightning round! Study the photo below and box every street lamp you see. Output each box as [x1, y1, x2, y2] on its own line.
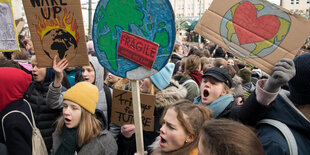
[198, 0, 202, 49]
[88, 0, 92, 39]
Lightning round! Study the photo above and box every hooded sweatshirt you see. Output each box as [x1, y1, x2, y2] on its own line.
[47, 57, 108, 122]
[0, 67, 32, 111]
[0, 67, 33, 155]
[88, 56, 108, 120]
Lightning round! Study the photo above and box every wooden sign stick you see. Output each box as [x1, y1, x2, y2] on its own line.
[131, 80, 144, 155]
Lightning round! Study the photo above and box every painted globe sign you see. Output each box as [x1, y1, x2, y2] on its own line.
[220, 0, 291, 58]
[93, 0, 176, 79]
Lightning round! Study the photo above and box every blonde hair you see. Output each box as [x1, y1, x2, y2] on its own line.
[56, 107, 102, 147]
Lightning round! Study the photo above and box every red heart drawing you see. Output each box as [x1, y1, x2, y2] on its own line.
[233, 1, 280, 45]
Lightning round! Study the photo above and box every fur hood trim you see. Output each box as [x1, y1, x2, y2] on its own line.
[155, 80, 187, 107]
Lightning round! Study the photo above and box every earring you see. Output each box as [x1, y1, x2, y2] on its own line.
[185, 139, 188, 143]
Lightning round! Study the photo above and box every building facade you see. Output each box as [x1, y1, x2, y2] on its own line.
[280, 0, 310, 18]
[169, 0, 213, 20]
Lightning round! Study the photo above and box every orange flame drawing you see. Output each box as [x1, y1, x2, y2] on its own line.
[35, 8, 79, 43]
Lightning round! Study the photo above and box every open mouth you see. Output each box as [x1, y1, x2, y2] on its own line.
[160, 136, 167, 144]
[33, 73, 38, 78]
[84, 77, 89, 81]
[203, 89, 209, 98]
[64, 118, 71, 123]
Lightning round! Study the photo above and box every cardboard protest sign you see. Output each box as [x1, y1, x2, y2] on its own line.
[111, 88, 155, 132]
[194, 0, 310, 74]
[15, 18, 26, 35]
[0, 0, 20, 52]
[22, 0, 89, 67]
[93, 0, 175, 80]
[118, 30, 159, 69]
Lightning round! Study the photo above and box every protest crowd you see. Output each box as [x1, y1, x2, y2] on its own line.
[1, 34, 310, 155]
[1, 0, 310, 155]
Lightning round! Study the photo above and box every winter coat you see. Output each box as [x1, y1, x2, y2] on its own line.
[117, 80, 187, 155]
[0, 67, 32, 155]
[24, 81, 62, 151]
[149, 136, 198, 155]
[53, 129, 117, 155]
[194, 91, 272, 126]
[174, 73, 199, 101]
[46, 56, 110, 125]
[257, 90, 310, 155]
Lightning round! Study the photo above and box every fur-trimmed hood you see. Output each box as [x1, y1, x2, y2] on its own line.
[154, 80, 187, 107]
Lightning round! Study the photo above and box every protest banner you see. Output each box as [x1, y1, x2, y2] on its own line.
[0, 0, 20, 52]
[194, 0, 310, 74]
[93, 0, 175, 154]
[111, 88, 155, 132]
[22, 0, 89, 67]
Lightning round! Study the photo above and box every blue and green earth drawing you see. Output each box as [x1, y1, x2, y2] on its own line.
[93, 0, 175, 79]
[220, 0, 291, 58]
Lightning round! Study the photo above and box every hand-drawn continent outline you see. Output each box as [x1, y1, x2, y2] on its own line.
[220, 0, 291, 59]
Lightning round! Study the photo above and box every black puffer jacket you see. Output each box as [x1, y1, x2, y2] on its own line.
[24, 81, 62, 152]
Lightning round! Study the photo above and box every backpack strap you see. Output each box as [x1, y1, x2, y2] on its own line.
[182, 79, 200, 94]
[258, 119, 298, 155]
[103, 84, 112, 127]
[1, 99, 36, 142]
[2, 110, 32, 142]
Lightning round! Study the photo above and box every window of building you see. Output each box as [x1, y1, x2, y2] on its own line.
[296, 0, 299, 4]
[291, 0, 294, 4]
[307, 0, 310, 3]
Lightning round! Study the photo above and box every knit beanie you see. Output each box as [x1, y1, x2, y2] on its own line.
[150, 63, 175, 90]
[63, 82, 98, 114]
[288, 53, 310, 105]
[238, 68, 252, 84]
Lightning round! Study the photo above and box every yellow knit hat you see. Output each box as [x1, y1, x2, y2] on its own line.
[63, 82, 98, 114]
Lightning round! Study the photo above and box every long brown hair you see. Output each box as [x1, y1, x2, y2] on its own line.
[159, 100, 213, 155]
[200, 119, 265, 155]
[56, 107, 102, 147]
[185, 55, 201, 75]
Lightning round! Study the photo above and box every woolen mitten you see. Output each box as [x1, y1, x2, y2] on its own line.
[264, 58, 295, 93]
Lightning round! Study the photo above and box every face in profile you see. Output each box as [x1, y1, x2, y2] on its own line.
[82, 65, 95, 84]
[63, 100, 82, 128]
[159, 108, 190, 152]
[107, 72, 121, 84]
[140, 78, 152, 94]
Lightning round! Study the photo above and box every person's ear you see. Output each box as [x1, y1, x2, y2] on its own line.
[185, 134, 195, 143]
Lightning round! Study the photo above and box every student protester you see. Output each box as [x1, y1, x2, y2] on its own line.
[117, 63, 187, 155]
[170, 44, 184, 75]
[194, 58, 295, 126]
[47, 56, 111, 126]
[104, 72, 129, 90]
[149, 100, 213, 155]
[23, 56, 62, 153]
[52, 82, 117, 155]
[198, 119, 265, 155]
[0, 67, 32, 155]
[174, 55, 201, 101]
[256, 54, 310, 155]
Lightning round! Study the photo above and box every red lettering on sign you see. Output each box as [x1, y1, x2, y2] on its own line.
[117, 30, 159, 69]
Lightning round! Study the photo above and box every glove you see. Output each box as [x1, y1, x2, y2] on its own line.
[264, 58, 295, 93]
